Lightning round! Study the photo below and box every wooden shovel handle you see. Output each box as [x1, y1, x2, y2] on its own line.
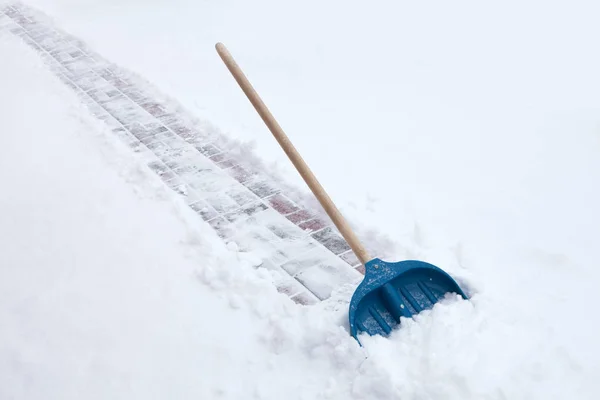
[215, 42, 370, 265]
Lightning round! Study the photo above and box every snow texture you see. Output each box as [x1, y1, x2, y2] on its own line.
[2, 1, 600, 399]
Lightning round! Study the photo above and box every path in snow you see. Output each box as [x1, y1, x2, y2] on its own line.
[0, 2, 364, 304]
[0, 30, 369, 400]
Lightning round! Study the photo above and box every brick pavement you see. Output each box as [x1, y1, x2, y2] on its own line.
[0, 2, 364, 305]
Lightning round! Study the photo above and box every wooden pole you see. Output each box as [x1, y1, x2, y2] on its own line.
[215, 42, 371, 265]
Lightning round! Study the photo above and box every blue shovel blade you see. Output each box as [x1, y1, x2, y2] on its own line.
[349, 258, 468, 340]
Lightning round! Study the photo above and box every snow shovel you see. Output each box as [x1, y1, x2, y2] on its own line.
[215, 43, 468, 341]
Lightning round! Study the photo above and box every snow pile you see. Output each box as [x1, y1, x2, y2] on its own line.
[1, 4, 600, 399]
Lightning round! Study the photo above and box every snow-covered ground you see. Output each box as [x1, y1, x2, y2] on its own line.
[0, 32, 366, 399]
[1, 1, 600, 399]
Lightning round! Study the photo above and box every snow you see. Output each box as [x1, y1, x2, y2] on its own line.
[0, 33, 362, 399]
[2, 1, 600, 399]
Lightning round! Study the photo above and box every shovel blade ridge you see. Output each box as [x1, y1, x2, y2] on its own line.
[349, 259, 468, 339]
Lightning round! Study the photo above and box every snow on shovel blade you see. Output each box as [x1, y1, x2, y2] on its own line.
[349, 259, 468, 340]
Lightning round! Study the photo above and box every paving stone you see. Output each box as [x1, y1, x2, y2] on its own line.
[276, 278, 307, 298]
[277, 237, 320, 264]
[147, 143, 177, 160]
[246, 178, 281, 198]
[168, 123, 195, 137]
[298, 218, 328, 233]
[294, 259, 362, 300]
[206, 217, 234, 239]
[210, 153, 237, 169]
[121, 89, 148, 104]
[172, 160, 213, 178]
[242, 208, 308, 243]
[69, 71, 105, 91]
[181, 189, 202, 205]
[204, 193, 241, 214]
[127, 122, 158, 139]
[189, 201, 219, 221]
[233, 226, 282, 253]
[195, 143, 221, 157]
[87, 87, 121, 104]
[290, 291, 319, 306]
[226, 164, 257, 183]
[140, 134, 162, 146]
[354, 264, 366, 275]
[157, 113, 180, 126]
[163, 177, 187, 193]
[311, 227, 351, 255]
[209, 153, 227, 163]
[226, 187, 258, 207]
[223, 201, 268, 224]
[266, 219, 306, 241]
[285, 209, 316, 225]
[187, 170, 232, 193]
[157, 170, 176, 182]
[266, 193, 299, 215]
[161, 148, 198, 169]
[216, 159, 236, 169]
[140, 101, 168, 117]
[162, 135, 187, 150]
[339, 250, 361, 268]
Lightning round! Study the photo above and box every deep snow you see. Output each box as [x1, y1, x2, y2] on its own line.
[2, 1, 600, 399]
